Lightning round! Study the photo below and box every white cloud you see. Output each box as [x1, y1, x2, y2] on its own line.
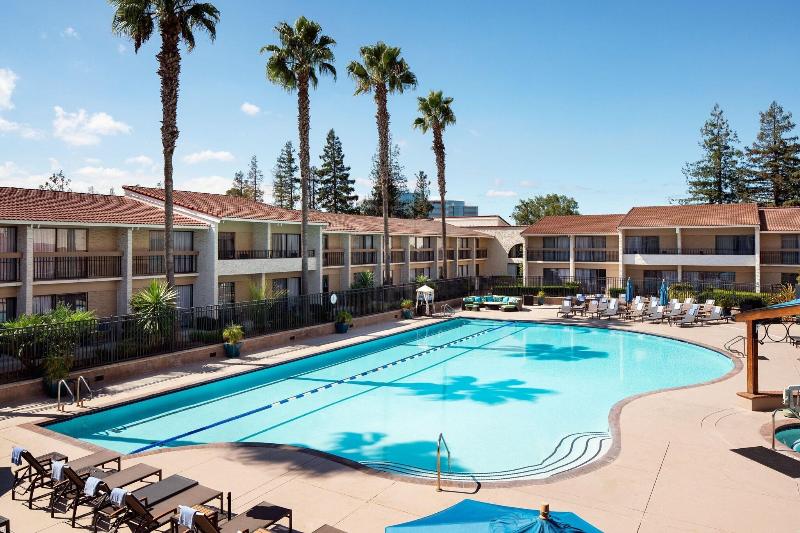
[0, 116, 44, 140]
[181, 175, 231, 194]
[84, 157, 102, 165]
[182, 150, 234, 164]
[61, 27, 79, 39]
[0, 68, 18, 110]
[0, 161, 49, 189]
[74, 166, 127, 180]
[486, 189, 517, 198]
[125, 155, 154, 167]
[519, 179, 535, 188]
[71, 165, 158, 194]
[240, 102, 260, 116]
[52, 106, 132, 146]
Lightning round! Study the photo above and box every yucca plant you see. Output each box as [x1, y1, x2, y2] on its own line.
[351, 271, 375, 289]
[130, 279, 177, 335]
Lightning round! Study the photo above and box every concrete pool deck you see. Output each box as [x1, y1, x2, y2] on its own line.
[2, 306, 800, 532]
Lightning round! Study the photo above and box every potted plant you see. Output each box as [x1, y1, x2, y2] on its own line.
[43, 354, 73, 398]
[222, 324, 244, 357]
[537, 290, 546, 306]
[717, 295, 734, 316]
[335, 310, 353, 333]
[400, 299, 414, 319]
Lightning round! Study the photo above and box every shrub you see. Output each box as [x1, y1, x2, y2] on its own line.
[400, 299, 413, 310]
[491, 284, 579, 297]
[351, 271, 375, 289]
[336, 310, 353, 325]
[222, 324, 244, 344]
[609, 287, 625, 298]
[130, 280, 177, 335]
[668, 282, 696, 301]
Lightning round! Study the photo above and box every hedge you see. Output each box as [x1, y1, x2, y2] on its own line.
[491, 285, 579, 297]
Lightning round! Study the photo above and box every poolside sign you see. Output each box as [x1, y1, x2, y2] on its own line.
[330, 293, 337, 305]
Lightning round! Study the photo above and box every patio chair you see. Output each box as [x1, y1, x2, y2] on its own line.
[122, 484, 224, 533]
[643, 305, 665, 323]
[601, 299, 620, 319]
[585, 300, 600, 318]
[698, 306, 729, 325]
[663, 303, 684, 321]
[556, 299, 574, 318]
[670, 304, 699, 327]
[628, 302, 646, 321]
[51, 463, 162, 527]
[173, 501, 292, 533]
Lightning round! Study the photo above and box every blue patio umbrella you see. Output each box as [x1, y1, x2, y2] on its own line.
[385, 499, 603, 533]
[659, 279, 669, 306]
[625, 277, 634, 303]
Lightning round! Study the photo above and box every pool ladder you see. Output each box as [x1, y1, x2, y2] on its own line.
[436, 432, 451, 491]
[440, 304, 455, 318]
[56, 376, 94, 411]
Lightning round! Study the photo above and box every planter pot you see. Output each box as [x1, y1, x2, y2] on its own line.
[537, 297, 545, 306]
[335, 322, 350, 334]
[43, 379, 65, 399]
[401, 309, 413, 319]
[223, 342, 242, 357]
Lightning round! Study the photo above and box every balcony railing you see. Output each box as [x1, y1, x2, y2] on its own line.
[218, 249, 315, 260]
[133, 253, 198, 276]
[390, 250, 405, 263]
[575, 249, 619, 262]
[761, 249, 800, 265]
[438, 249, 456, 260]
[0, 257, 19, 282]
[34, 255, 121, 281]
[410, 249, 434, 262]
[458, 249, 472, 260]
[352, 249, 378, 265]
[527, 249, 570, 261]
[476, 248, 488, 259]
[624, 247, 754, 255]
[323, 250, 345, 267]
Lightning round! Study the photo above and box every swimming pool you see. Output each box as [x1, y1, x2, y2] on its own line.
[47, 319, 733, 481]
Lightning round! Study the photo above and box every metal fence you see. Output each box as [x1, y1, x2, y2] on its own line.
[0, 276, 478, 385]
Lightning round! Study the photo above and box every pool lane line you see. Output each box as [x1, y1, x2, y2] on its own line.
[130, 321, 517, 454]
[110, 319, 470, 432]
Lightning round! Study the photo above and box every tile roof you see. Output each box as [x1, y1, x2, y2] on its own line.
[759, 206, 800, 231]
[0, 187, 206, 226]
[521, 214, 626, 235]
[123, 186, 484, 237]
[619, 204, 760, 228]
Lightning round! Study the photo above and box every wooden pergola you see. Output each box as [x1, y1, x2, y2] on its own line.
[734, 299, 800, 410]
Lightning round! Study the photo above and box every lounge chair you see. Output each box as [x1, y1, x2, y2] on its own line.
[585, 300, 600, 318]
[556, 299, 574, 318]
[601, 299, 620, 319]
[663, 303, 684, 321]
[698, 306, 729, 325]
[670, 304, 699, 327]
[628, 302, 646, 320]
[121, 484, 224, 533]
[501, 297, 521, 311]
[174, 500, 292, 533]
[700, 299, 715, 314]
[12, 449, 120, 509]
[312, 526, 347, 533]
[51, 463, 162, 527]
[643, 305, 665, 323]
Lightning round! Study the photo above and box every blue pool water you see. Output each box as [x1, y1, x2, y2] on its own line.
[48, 319, 733, 480]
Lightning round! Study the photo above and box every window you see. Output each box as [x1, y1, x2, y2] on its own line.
[476, 264, 480, 276]
[150, 230, 194, 251]
[413, 267, 431, 278]
[715, 235, 754, 254]
[33, 228, 56, 252]
[272, 277, 300, 297]
[543, 268, 570, 284]
[56, 229, 87, 252]
[323, 234, 329, 250]
[575, 236, 606, 249]
[458, 238, 470, 249]
[458, 265, 470, 277]
[643, 270, 678, 281]
[322, 275, 329, 293]
[683, 271, 735, 283]
[543, 236, 569, 249]
[411, 237, 431, 249]
[218, 282, 235, 305]
[508, 244, 523, 258]
[271, 233, 301, 257]
[625, 236, 659, 254]
[354, 235, 375, 250]
[0, 297, 16, 322]
[575, 236, 608, 261]
[33, 293, 87, 314]
[781, 235, 800, 249]
[0, 227, 16, 252]
[576, 268, 607, 292]
[217, 232, 235, 259]
[175, 284, 193, 309]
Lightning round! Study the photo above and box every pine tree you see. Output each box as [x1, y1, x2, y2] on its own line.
[308, 165, 320, 210]
[410, 170, 433, 218]
[362, 142, 409, 217]
[226, 170, 248, 198]
[746, 101, 800, 206]
[246, 155, 265, 202]
[272, 141, 299, 209]
[316, 129, 358, 213]
[682, 104, 745, 204]
[40, 170, 71, 192]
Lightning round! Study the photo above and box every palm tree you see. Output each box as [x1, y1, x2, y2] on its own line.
[110, 0, 220, 288]
[261, 17, 336, 295]
[348, 43, 416, 285]
[414, 91, 455, 278]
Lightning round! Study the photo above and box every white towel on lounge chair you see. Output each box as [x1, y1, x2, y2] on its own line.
[51, 459, 65, 481]
[109, 487, 127, 507]
[178, 505, 197, 528]
[11, 446, 24, 466]
[84, 476, 102, 497]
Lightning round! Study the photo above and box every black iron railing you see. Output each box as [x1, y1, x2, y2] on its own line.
[391, 250, 405, 263]
[526, 249, 570, 261]
[218, 249, 315, 260]
[411, 250, 434, 262]
[33, 256, 121, 280]
[0, 258, 19, 282]
[476, 249, 488, 259]
[574, 249, 619, 262]
[133, 254, 197, 276]
[624, 248, 754, 256]
[458, 249, 472, 260]
[761, 250, 800, 265]
[352, 250, 378, 265]
[323, 250, 345, 267]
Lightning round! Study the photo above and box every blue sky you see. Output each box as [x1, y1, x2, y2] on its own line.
[1, 1, 799, 219]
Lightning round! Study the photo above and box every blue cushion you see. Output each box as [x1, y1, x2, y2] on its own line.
[463, 297, 473, 303]
[502, 297, 510, 303]
[474, 296, 482, 303]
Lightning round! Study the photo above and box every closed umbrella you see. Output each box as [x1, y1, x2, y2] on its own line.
[659, 279, 669, 306]
[625, 277, 634, 304]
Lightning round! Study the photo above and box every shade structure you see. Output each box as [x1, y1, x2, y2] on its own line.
[385, 499, 603, 533]
[625, 277, 634, 303]
[416, 284, 435, 315]
[659, 279, 669, 306]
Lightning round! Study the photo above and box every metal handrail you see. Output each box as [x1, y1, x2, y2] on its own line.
[57, 379, 74, 412]
[436, 432, 451, 491]
[76, 375, 93, 407]
[440, 304, 455, 317]
[724, 335, 746, 356]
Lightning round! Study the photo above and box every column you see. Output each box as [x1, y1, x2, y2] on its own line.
[617, 230, 625, 280]
[17, 224, 33, 315]
[521, 237, 528, 281]
[432, 236, 441, 280]
[253, 222, 270, 252]
[307, 225, 323, 294]
[194, 224, 218, 307]
[676, 228, 683, 281]
[374, 234, 384, 286]
[401, 235, 411, 284]
[754, 229, 761, 292]
[569, 234, 576, 278]
[453, 238, 459, 278]
[341, 233, 352, 290]
[471, 237, 477, 276]
[116, 228, 133, 315]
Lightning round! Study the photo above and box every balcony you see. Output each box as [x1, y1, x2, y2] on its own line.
[623, 247, 755, 267]
[34, 255, 121, 281]
[390, 250, 405, 263]
[458, 249, 472, 260]
[438, 249, 456, 261]
[476, 248, 488, 259]
[0, 257, 19, 282]
[323, 250, 345, 267]
[410, 249, 434, 262]
[133, 253, 198, 276]
[761, 249, 800, 265]
[352, 249, 378, 265]
[527, 249, 570, 262]
[575, 249, 619, 262]
[218, 249, 315, 260]
[623, 247, 754, 255]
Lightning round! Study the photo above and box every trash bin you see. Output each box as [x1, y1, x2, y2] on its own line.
[523, 294, 534, 306]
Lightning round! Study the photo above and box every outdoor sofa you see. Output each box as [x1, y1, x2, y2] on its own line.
[462, 295, 522, 312]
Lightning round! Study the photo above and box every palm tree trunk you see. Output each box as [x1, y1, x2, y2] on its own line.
[298, 75, 311, 294]
[157, 25, 181, 288]
[375, 84, 391, 285]
[433, 125, 447, 279]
